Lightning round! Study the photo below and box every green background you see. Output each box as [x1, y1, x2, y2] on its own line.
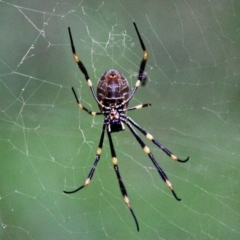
[1, 0, 240, 239]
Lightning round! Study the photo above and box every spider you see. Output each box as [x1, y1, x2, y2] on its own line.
[64, 22, 189, 231]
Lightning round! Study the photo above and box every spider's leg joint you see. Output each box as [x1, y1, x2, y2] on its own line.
[146, 133, 153, 141]
[78, 103, 83, 109]
[136, 80, 141, 87]
[143, 146, 150, 154]
[112, 157, 118, 165]
[84, 178, 91, 187]
[124, 195, 130, 207]
[73, 54, 79, 63]
[166, 180, 173, 190]
[143, 50, 148, 60]
[137, 104, 150, 109]
[87, 79, 93, 87]
[97, 147, 102, 155]
[171, 154, 178, 161]
[135, 104, 143, 109]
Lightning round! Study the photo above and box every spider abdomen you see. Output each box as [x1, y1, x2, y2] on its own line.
[97, 69, 130, 110]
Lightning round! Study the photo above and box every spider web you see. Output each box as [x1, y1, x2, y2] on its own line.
[1, 0, 240, 239]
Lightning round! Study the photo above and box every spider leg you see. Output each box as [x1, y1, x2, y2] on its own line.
[121, 22, 148, 107]
[133, 22, 148, 83]
[63, 124, 105, 194]
[126, 116, 189, 163]
[123, 103, 151, 112]
[72, 87, 103, 116]
[68, 27, 103, 108]
[107, 130, 139, 231]
[124, 120, 181, 201]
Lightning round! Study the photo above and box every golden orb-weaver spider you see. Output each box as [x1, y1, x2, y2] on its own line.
[64, 22, 189, 231]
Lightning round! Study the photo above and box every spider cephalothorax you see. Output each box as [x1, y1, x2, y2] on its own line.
[64, 22, 189, 232]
